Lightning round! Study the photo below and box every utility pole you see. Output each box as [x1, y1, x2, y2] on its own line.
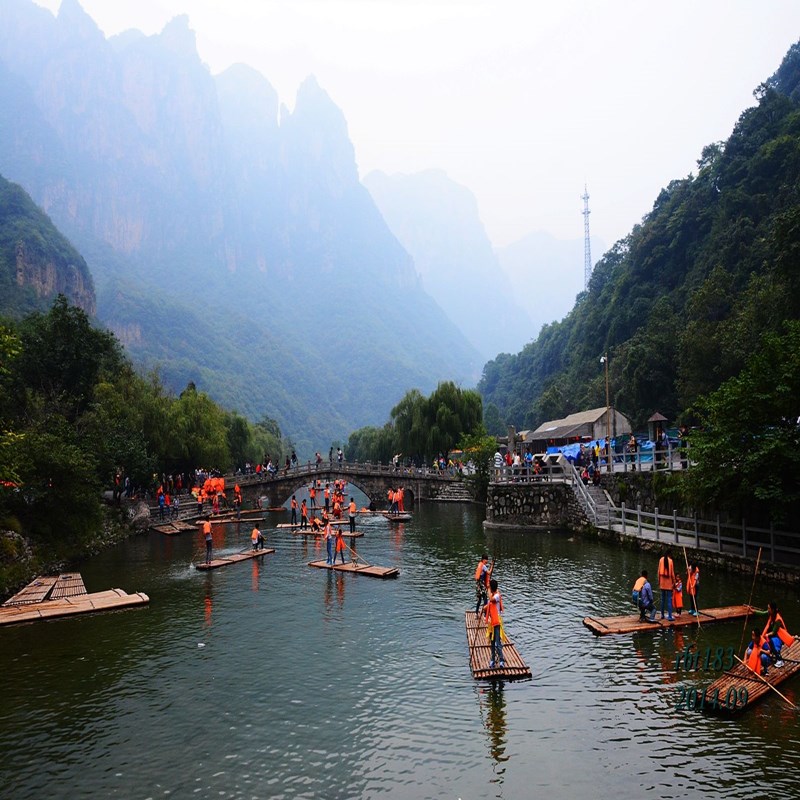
[600, 351, 611, 472]
[582, 185, 592, 291]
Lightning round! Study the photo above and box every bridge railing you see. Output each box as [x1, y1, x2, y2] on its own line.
[489, 463, 569, 485]
[223, 461, 461, 485]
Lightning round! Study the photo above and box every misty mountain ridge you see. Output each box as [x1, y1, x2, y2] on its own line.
[365, 169, 534, 359]
[495, 229, 606, 336]
[0, 0, 482, 452]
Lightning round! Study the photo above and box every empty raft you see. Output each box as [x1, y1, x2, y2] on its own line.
[465, 611, 531, 681]
[702, 639, 800, 715]
[308, 560, 399, 579]
[583, 605, 757, 636]
[1, 574, 147, 627]
[195, 549, 275, 570]
[381, 512, 412, 522]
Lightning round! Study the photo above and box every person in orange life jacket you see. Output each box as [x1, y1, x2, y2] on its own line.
[201, 518, 213, 564]
[348, 497, 357, 534]
[309, 514, 322, 532]
[756, 601, 794, 667]
[290, 495, 298, 525]
[474, 554, 493, 616]
[397, 486, 405, 513]
[333, 499, 342, 519]
[251, 524, 263, 551]
[658, 549, 676, 621]
[301, 499, 308, 529]
[632, 571, 647, 608]
[687, 563, 700, 615]
[309, 485, 317, 509]
[324, 484, 331, 513]
[638, 570, 658, 622]
[745, 629, 772, 676]
[673, 574, 683, 616]
[486, 578, 505, 668]
[323, 520, 334, 564]
[387, 488, 395, 513]
[334, 526, 346, 564]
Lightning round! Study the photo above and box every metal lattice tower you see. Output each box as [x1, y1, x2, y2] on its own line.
[582, 185, 592, 290]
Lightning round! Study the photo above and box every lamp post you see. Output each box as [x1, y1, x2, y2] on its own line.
[600, 352, 611, 471]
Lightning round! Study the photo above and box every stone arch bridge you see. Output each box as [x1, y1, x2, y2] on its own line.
[227, 463, 464, 509]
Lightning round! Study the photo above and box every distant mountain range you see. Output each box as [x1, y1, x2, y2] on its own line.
[0, 0, 483, 453]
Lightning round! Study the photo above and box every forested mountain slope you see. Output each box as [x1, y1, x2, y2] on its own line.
[480, 41, 800, 433]
[0, 174, 95, 318]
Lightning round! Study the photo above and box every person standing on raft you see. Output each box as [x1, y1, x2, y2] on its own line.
[474, 554, 493, 617]
[201, 517, 213, 564]
[348, 497, 357, 534]
[251, 524, 264, 551]
[334, 526, 346, 565]
[290, 495, 298, 525]
[485, 578, 505, 669]
[687, 563, 700, 616]
[323, 520, 334, 565]
[673, 574, 683, 616]
[658, 549, 676, 621]
[301, 499, 309, 530]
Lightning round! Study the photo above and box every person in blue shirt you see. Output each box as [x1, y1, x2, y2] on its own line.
[638, 570, 658, 623]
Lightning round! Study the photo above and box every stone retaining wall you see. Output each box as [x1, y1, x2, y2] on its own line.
[484, 483, 582, 529]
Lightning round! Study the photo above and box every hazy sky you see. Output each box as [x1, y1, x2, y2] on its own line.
[33, 0, 800, 252]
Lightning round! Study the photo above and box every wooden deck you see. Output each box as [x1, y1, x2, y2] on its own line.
[703, 640, 800, 715]
[0, 576, 148, 627]
[583, 605, 757, 636]
[308, 559, 399, 579]
[465, 611, 532, 681]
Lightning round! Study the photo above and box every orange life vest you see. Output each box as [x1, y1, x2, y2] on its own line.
[762, 611, 795, 646]
[747, 635, 765, 672]
[633, 576, 646, 593]
[486, 591, 503, 627]
[291, 498, 298, 509]
[474, 561, 489, 586]
[201, 521, 212, 538]
[251, 528, 259, 543]
[349, 501, 356, 515]
[658, 556, 675, 590]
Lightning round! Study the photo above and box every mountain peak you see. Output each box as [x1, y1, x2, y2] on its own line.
[159, 14, 197, 57]
[57, 0, 102, 42]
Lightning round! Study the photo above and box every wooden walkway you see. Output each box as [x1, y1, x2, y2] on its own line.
[308, 560, 399, 579]
[703, 640, 800, 715]
[195, 548, 275, 571]
[0, 574, 148, 627]
[465, 611, 532, 681]
[583, 605, 756, 636]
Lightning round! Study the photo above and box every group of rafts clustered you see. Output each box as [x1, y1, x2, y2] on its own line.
[2, 485, 796, 709]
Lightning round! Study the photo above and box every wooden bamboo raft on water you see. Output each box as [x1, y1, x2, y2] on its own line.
[308, 560, 399, 579]
[381, 512, 412, 522]
[277, 521, 350, 529]
[583, 605, 756, 636]
[702, 639, 800, 715]
[195, 548, 275, 570]
[152, 521, 197, 535]
[465, 611, 531, 681]
[290, 529, 364, 538]
[1, 574, 147, 627]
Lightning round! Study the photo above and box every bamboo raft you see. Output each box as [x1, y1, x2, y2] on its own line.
[0, 574, 148, 627]
[583, 604, 756, 636]
[151, 521, 197, 535]
[195, 548, 275, 570]
[308, 560, 399, 579]
[290, 529, 364, 538]
[277, 521, 350, 529]
[465, 611, 532, 681]
[702, 639, 800, 715]
[382, 512, 412, 522]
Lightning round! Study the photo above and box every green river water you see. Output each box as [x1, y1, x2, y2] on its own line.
[1, 502, 799, 799]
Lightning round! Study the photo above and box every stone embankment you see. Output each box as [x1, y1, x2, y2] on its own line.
[484, 483, 587, 530]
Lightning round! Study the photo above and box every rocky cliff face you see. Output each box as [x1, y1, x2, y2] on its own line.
[0, 0, 481, 448]
[0, 174, 95, 317]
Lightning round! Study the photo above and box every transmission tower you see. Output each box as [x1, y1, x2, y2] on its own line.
[582, 185, 592, 290]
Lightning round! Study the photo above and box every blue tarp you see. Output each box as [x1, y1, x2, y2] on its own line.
[547, 438, 657, 464]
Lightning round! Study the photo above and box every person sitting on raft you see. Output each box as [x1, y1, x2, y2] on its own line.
[309, 515, 323, 532]
[745, 629, 772, 676]
[637, 570, 657, 623]
[759, 601, 794, 667]
[632, 571, 646, 609]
